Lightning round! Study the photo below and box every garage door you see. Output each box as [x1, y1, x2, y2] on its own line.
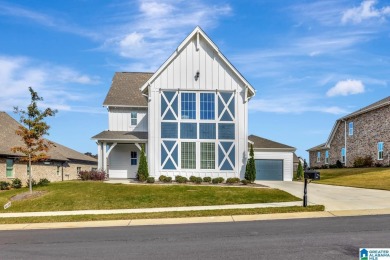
[255, 159, 283, 180]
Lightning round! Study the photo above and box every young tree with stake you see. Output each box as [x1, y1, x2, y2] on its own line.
[11, 87, 57, 193]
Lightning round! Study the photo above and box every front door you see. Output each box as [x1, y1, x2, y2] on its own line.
[128, 151, 138, 178]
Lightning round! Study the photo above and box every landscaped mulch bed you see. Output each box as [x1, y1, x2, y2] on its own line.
[10, 191, 47, 202]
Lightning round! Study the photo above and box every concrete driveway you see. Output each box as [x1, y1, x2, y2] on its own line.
[257, 181, 390, 211]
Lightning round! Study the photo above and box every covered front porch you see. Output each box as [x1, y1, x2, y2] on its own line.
[92, 131, 148, 179]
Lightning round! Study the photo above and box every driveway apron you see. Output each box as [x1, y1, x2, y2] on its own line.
[257, 181, 390, 211]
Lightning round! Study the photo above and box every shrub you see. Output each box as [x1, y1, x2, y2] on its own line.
[78, 170, 108, 181]
[375, 163, 383, 167]
[212, 177, 224, 184]
[189, 176, 197, 182]
[241, 179, 249, 185]
[0, 181, 10, 190]
[203, 177, 212, 183]
[329, 164, 338, 169]
[37, 178, 50, 186]
[26, 178, 37, 187]
[159, 175, 167, 182]
[245, 144, 256, 183]
[11, 178, 22, 189]
[336, 160, 343, 168]
[164, 176, 172, 183]
[296, 161, 303, 180]
[146, 177, 155, 183]
[353, 156, 373, 168]
[175, 176, 188, 184]
[137, 144, 149, 181]
[226, 177, 240, 184]
[194, 177, 202, 184]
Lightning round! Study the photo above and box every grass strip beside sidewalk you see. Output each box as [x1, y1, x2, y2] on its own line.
[0, 205, 324, 224]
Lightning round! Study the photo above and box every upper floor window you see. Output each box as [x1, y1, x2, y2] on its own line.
[131, 112, 137, 126]
[378, 142, 384, 160]
[325, 150, 329, 164]
[200, 93, 215, 120]
[317, 152, 321, 163]
[341, 148, 346, 163]
[181, 93, 196, 119]
[349, 122, 353, 136]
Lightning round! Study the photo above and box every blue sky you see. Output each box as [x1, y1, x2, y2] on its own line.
[0, 0, 389, 159]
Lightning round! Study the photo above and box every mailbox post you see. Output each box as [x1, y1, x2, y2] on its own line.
[303, 170, 320, 207]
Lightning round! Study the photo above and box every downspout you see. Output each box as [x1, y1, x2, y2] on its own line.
[61, 162, 64, 181]
[343, 120, 347, 166]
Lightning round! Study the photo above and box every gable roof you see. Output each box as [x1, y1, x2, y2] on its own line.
[339, 96, 390, 120]
[103, 72, 153, 107]
[140, 26, 256, 98]
[306, 143, 326, 152]
[325, 96, 390, 147]
[248, 135, 295, 151]
[0, 112, 97, 163]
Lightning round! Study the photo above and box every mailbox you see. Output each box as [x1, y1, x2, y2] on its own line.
[304, 170, 320, 180]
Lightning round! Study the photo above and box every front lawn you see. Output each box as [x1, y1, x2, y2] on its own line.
[0, 181, 300, 213]
[312, 167, 390, 190]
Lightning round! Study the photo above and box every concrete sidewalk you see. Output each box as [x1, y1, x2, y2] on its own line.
[1, 208, 390, 231]
[0, 201, 305, 218]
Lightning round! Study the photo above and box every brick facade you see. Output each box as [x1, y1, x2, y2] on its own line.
[0, 158, 97, 185]
[309, 104, 390, 167]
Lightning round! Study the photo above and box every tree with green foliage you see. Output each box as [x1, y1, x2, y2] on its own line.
[11, 87, 57, 193]
[245, 144, 256, 183]
[296, 161, 303, 180]
[137, 144, 149, 182]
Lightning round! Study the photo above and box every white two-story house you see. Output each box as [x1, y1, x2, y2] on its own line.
[92, 27, 258, 179]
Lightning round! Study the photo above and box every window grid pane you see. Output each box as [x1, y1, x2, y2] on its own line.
[200, 93, 215, 120]
[201, 143, 215, 169]
[181, 142, 196, 169]
[181, 93, 196, 119]
[131, 151, 137, 165]
[131, 112, 137, 126]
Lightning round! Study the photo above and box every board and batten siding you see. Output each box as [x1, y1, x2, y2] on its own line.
[108, 107, 148, 132]
[147, 36, 249, 179]
[253, 151, 294, 181]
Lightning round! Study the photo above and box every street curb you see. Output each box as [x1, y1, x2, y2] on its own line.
[0, 209, 389, 231]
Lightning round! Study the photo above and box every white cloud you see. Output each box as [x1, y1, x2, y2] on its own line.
[103, 0, 232, 68]
[326, 79, 365, 97]
[342, 0, 390, 24]
[0, 55, 100, 112]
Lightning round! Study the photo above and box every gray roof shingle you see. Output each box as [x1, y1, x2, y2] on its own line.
[103, 72, 153, 107]
[91, 131, 148, 141]
[248, 134, 295, 150]
[340, 96, 390, 120]
[0, 112, 97, 163]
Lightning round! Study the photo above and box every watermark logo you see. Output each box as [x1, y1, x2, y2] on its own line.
[360, 248, 390, 260]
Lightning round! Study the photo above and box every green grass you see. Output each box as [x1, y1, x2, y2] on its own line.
[0, 181, 300, 213]
[311, 167, 390, 190]
[0, 205, 324, 224]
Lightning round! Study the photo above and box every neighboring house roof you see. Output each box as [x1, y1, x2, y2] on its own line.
[103, 72, 153, 107]
[340, 96, 390, 120]
[306, 143, 327, 152]
[91, 131, 148, 141]
[293, 153, 299, 163]
[248, 135, 296, 151]
[325, 96, 390, 147]
[0, 112, 97, 163]
[140, 26, 256, 99]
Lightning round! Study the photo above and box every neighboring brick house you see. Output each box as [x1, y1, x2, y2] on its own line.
[307, 96, 390, 168]
[0, 112, 97, 184]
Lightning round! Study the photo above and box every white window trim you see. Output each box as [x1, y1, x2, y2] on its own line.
[378, 142, 384, 160]
[325, 151, 329, 164]
[349, 122, 353, 136]
[316, 152, 320, 163]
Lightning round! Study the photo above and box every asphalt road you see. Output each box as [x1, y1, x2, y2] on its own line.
[1, 215, 389, 260]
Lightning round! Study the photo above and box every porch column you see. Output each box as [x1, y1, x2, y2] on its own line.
[103, 142, 107, 171]
[97, 142, 103, 170]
